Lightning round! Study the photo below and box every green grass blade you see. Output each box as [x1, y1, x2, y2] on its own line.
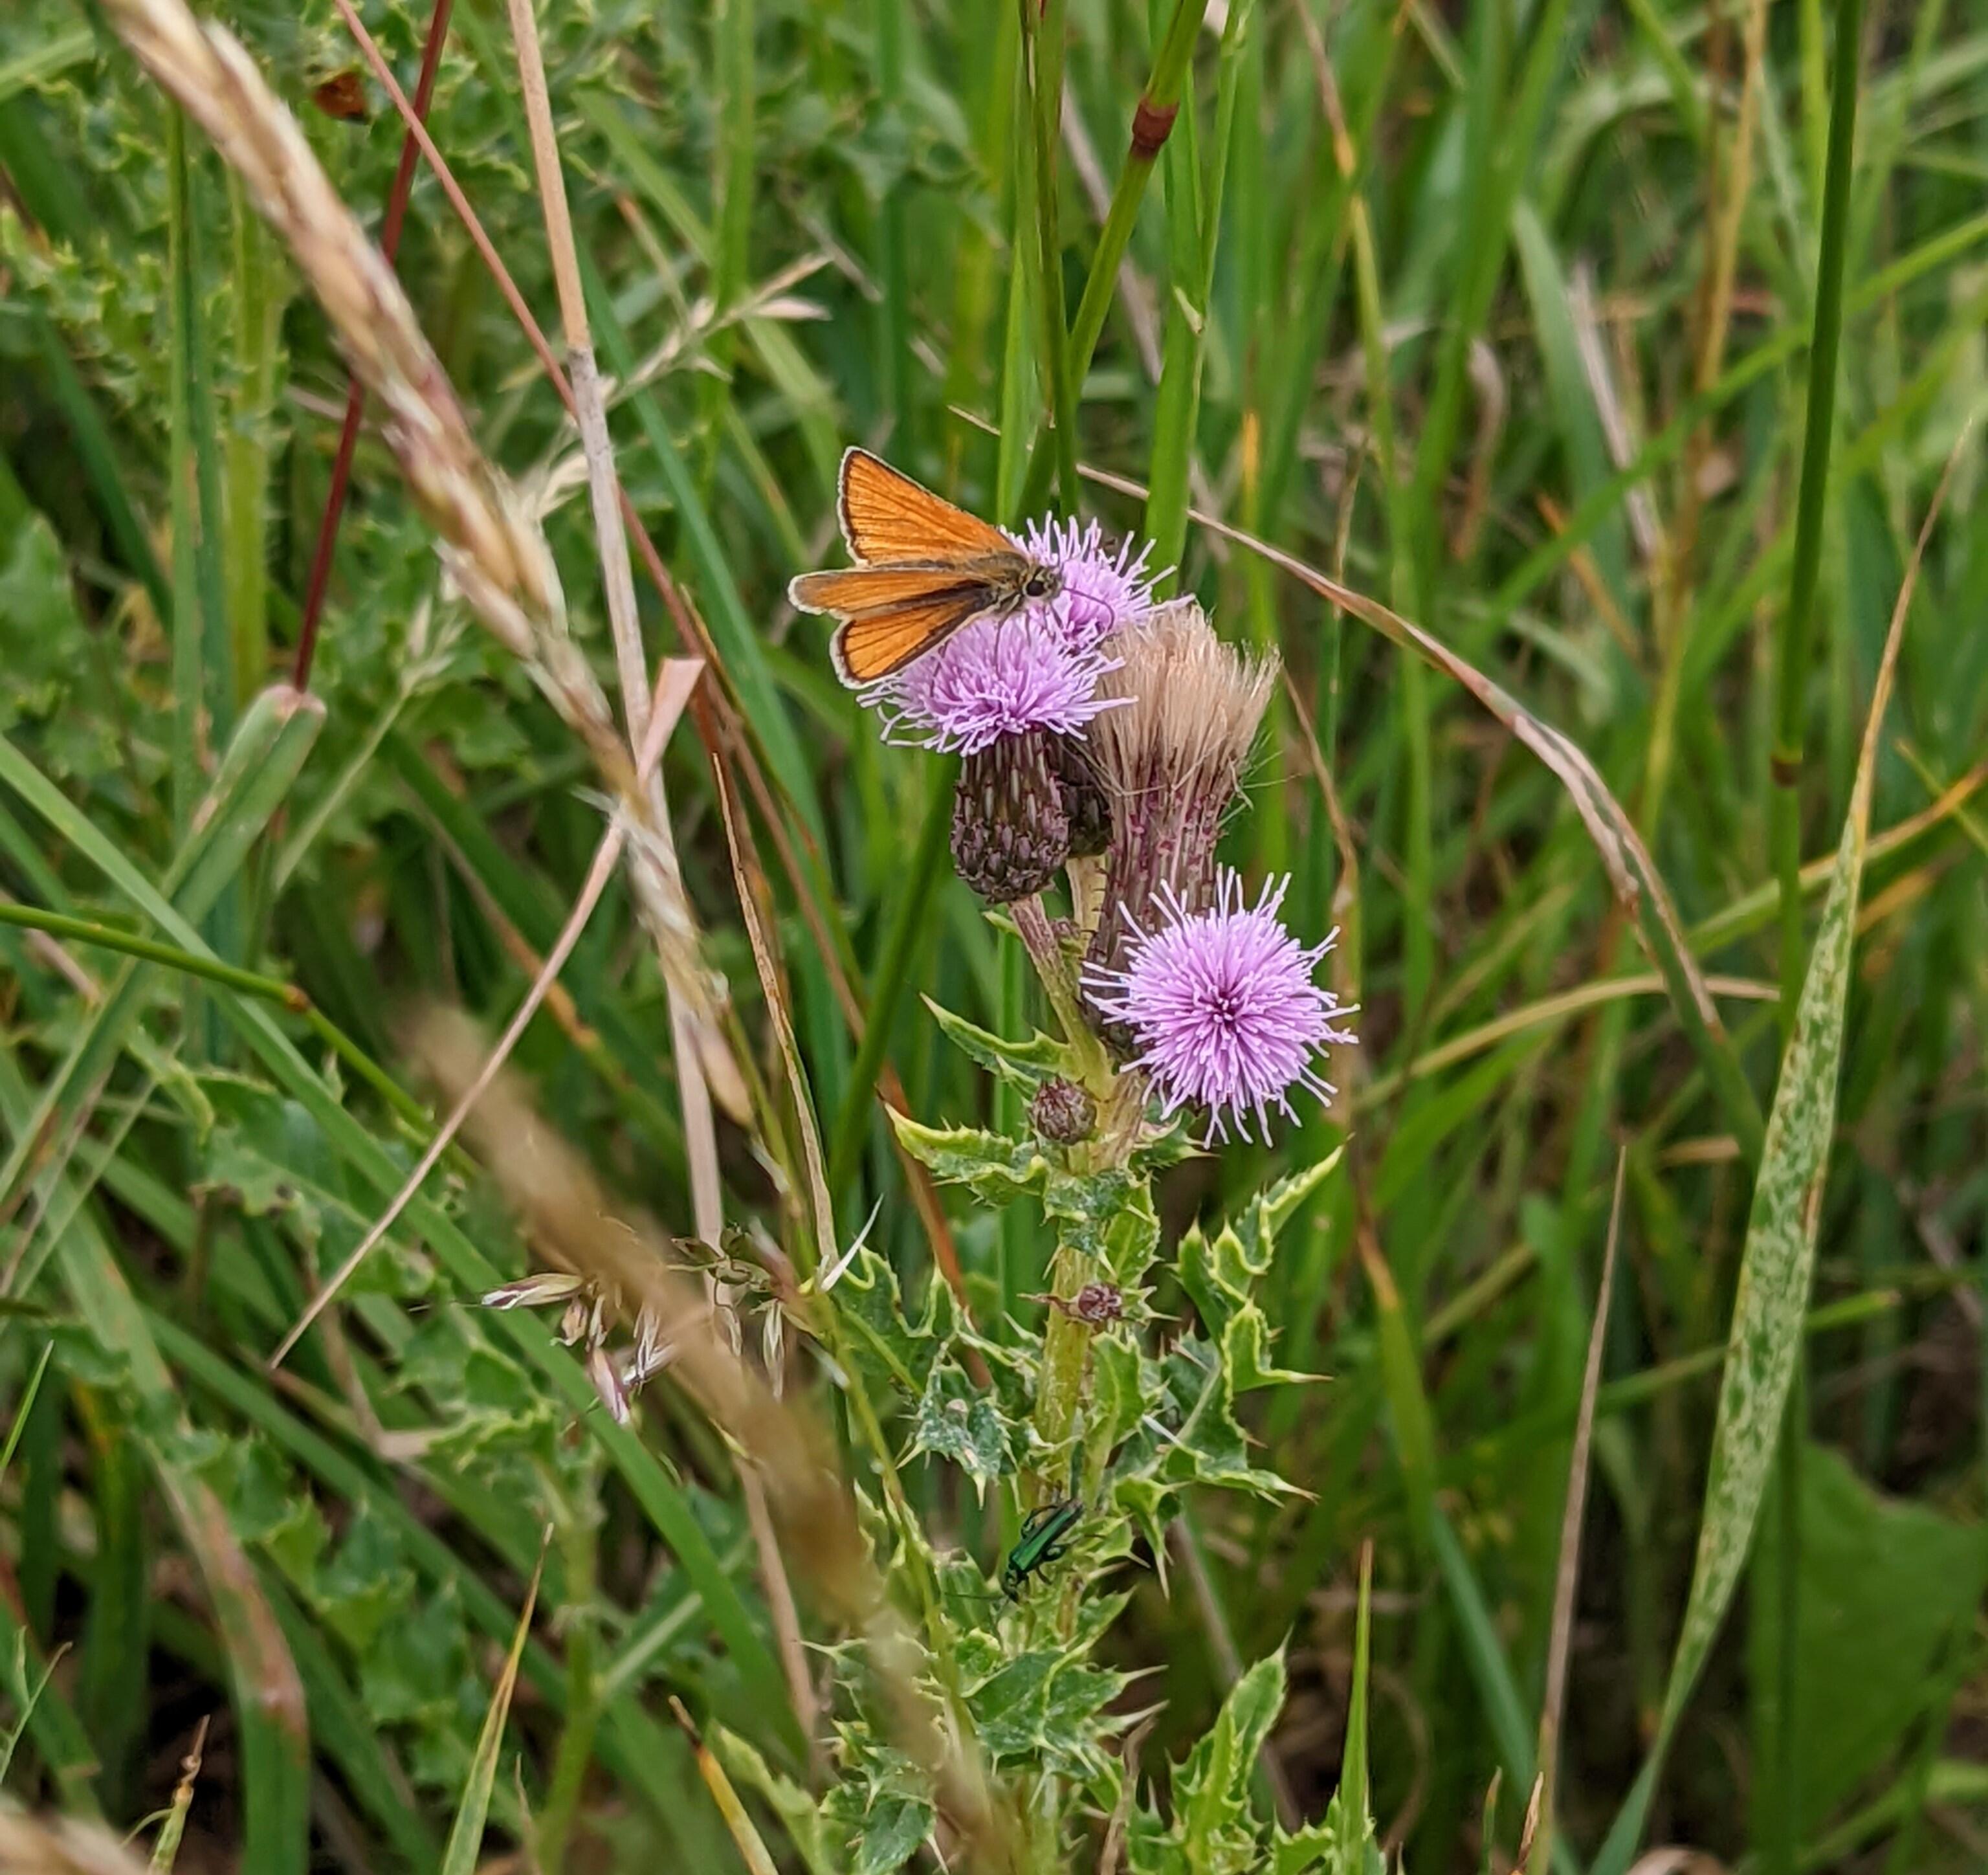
[0, 1040, 311, 1874]
[439, 1544, 544, 1875]
[0, 720, 799, 1755]
[1022, 0, 1210, 515]
[826, 762, 952, 1203]
[0, 687, 324, 1250]
[1592, 457, 1939, 1875]
[1770, 0, 1866, 1018]
[577, 251, 823, 848]
[1022, 0, 1078, 511]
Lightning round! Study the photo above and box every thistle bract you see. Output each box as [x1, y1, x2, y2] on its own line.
[1083, 600, 1277, 993]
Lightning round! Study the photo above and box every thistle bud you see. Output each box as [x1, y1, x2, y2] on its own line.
[1046, 733, 1112, 860]
[951, 733, 1071, 904]
[1030, 1076, 1098, 1146]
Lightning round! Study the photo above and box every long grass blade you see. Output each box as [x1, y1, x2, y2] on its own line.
[1591, 436, 1965, 1875]
[439, 1538, 546, 1875]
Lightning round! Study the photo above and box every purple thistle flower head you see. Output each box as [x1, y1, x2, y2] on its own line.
[1008, 515, 1160, 652]
[1083, 871, 1358, 1144]
[876, 612, 1123, 757]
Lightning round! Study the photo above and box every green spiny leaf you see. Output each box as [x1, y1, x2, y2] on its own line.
[922, 995, 1076, 1089]
[887, 1111, 1050, 1201]
[907, 1355, 1013, 1498]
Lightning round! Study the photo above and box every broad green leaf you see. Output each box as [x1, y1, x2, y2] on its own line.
[965, 1645, 1125, 1776]
[1222, 1304, 1318, 1394]
[887, 1111, 1050, 1202]
[907, 1355, 1012, 1498]
[1749, 1443, 1988, 1839]
[1043, 1166, 1160, 1289]
[1594, 482, 1914, 1875]
[1175, 1650, 1288, 1874]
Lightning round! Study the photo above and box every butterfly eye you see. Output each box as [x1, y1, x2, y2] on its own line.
[1024, 568, 1055, 599]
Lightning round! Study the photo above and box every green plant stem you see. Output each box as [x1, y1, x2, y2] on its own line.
[1771, 0, 1864, 1032]
[1031, 1238, 1097, 1485]
[0, 901, 306, 1009]
[0, 897, 449, 1171]
[1022, 0, 1078, 511]
[538, 1492, 602, 1874]
[1021, 0, 1208, 514]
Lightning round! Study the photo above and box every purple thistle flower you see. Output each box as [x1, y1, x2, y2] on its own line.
[876, 613, 1123, 757]
[1083, 871, 1358, 1144]
[1007, 515, 1159, 651]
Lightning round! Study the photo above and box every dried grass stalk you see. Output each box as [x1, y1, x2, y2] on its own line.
[0, 1810, 148, 1875]
[410, 1010, 1010, 1869]
[102, 0, 732, 1062]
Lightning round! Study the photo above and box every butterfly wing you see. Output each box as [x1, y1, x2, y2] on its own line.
[837, 449, 1015, 564]
[788, 563, 991, 617]
[830, 588, 999, 685]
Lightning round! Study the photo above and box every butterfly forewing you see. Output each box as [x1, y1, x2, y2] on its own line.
[838, 449, 1015, 564]
[790, 564, 997, 614]
[795, 449, 1052, 687]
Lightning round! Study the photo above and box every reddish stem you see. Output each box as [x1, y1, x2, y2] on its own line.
[292, 0, 457, 691]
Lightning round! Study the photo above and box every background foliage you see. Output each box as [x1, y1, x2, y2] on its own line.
[1, 0, 1985, 1868]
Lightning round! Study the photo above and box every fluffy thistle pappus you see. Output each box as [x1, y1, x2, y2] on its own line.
[1082, 600, 1278, 999]
[1084, 872, 1357, 1144]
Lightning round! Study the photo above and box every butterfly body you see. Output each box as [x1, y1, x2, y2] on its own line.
[790, 449, 1060, 687]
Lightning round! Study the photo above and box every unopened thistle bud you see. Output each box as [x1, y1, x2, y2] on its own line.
[1030, 1075, 1098, 1146]
[1046, 733, 1112, 860]
[951, 733, 1071, 904]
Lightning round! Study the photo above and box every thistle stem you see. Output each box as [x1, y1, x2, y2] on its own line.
[1012, 894, 1114, 1093]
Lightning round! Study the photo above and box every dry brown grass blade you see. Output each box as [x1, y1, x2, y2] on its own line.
[707, 751, 839, 1274]
[668, 1698, 784, 1875]
[1529, 1148, 1626, 1874]
[0, 1811, 147, 1875]
[269, 657, 703, 1368]
[408, 1014, 1010, 1869]
[102, 0, 725, 1056]
[327, 0, 963, 1286]
[496, 0, 746, 1133]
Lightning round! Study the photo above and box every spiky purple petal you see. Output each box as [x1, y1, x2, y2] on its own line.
[1008, 515, 1160, 651]
[1083, 872, 1357, 1143]
[875, 613, 1123, 755]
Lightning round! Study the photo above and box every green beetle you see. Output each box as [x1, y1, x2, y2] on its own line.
[1000, 1497, 1083, 1601]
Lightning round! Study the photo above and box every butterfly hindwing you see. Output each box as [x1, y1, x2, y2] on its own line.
[830, 588, 1002, 685]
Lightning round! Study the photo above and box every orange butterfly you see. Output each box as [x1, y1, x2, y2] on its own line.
[789, 449, 1061, 687]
